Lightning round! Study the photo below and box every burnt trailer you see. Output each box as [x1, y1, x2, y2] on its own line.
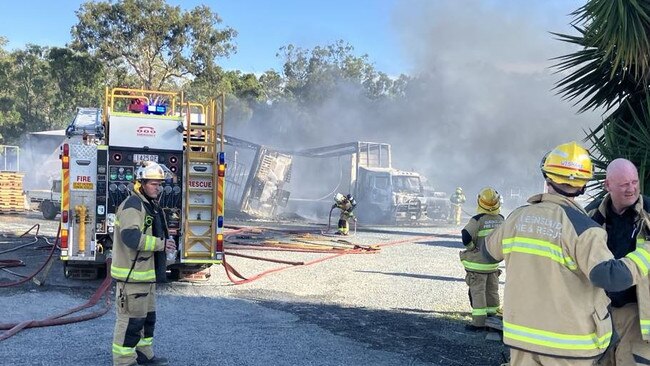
[286, 141, 428, 225]
[223, 135, 292, 219]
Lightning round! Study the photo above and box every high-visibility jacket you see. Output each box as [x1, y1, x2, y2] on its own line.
[334, 199, 356, 220]
[587, 194, 650, 341]
[485, 193, 649, 358]
[460, 213, 504, 273]
[111, 189, 167, 283]
[450, 192, 466, 205]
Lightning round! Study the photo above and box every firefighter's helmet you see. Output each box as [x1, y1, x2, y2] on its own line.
[541, 141, 593, 188]
[135, 161, 165, 181]
[455, 187, 463, 194]
[334, 193, 346, 204]
[477, 187, 501, 212]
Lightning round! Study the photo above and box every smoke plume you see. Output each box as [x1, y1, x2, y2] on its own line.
[229, 0, 599, 210]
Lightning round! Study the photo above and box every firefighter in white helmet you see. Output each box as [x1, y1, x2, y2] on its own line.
[450, 186, 466, 225]
[460, 187, 504, 331]
[333, 193, 357, 235]
[111, 161, 174, 366]
[484, 142, 650, 366]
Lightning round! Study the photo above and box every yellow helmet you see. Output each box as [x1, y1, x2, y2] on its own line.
[541, 141, 593, 188]
[135, 161, 165, 181]
[477, 187, 501, 212]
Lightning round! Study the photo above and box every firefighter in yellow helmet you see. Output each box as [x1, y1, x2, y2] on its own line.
[450, 186, 466, 225]
[111, 161, 174, 366]
[333, 193, 357, 235]
[460, 187, 504, 331]
[484, 142, 650, 366]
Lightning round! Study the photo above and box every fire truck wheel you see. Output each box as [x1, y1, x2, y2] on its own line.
[41, 200, 58, 220]
[167, 268, 180, 281]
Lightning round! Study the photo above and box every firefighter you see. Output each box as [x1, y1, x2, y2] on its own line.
[333, 193, 357, 235]
[460, 187, 504, 331]
[450, 186, 466, 225]
[585, 158, 650, 366]
[111, 161, 174, 366]
[484, 142, 650, 366]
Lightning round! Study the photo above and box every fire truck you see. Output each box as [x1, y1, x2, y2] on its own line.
[59, 88, 226, 280]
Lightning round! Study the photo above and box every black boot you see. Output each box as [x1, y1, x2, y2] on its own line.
[464, 324, 487, 332]
[136, 351, 169, 365]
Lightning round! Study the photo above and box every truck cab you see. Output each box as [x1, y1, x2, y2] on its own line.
[355, 166, 427, 224]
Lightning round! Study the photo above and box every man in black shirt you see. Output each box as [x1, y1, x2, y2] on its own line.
[586, 158, 650, 365]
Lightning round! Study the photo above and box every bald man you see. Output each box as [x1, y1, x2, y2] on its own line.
[586, 158, 650, 365]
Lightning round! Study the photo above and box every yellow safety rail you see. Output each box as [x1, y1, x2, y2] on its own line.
[102, 87, 184, 144]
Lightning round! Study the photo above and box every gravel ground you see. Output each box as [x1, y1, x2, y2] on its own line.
[0, 213, 508, 366]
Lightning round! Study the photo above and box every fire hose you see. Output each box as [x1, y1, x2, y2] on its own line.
[321, 206, 357, 237]
[0, 261, 112, 341]
[0, 224, 56, 288]
[222, 226, 438, 285]
[0, 223, 113, 341]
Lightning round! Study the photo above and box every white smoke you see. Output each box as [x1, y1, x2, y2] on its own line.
[229, 0, 600, 210]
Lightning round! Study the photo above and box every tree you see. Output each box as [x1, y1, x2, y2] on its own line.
[278, 40, 409, 105]
[0, 45, 21, 143]
[553, 0, 650, 192]
[71, 0, 237, 90]
[258, 70, 284, 103]
[47, 47, 105, 117]
[11, 45, 55, 135]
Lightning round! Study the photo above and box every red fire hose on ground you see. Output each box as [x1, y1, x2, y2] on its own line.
[0, 224, 57, 288]
[0, 223, 113, 342]
[0, 265, 112, 341]
[222, 226, 438, 285]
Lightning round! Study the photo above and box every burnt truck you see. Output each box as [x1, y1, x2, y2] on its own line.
[287, 142, 428, 225]
[222, 135, 292, 219]
[422, 184, 452, 222]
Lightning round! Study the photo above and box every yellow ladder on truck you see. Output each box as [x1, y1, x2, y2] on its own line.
[182, 97, 225, 264]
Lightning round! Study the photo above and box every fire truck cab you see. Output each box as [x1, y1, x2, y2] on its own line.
[59, 88, 226, 280]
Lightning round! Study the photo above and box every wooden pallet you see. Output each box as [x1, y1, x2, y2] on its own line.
[0, 174, 24, 180]
[0, 194, 24, 198]
[0, 199, 24, 204]
[0, 191, 25, 196]
[0, 204, 25, 209]
[0, 209, 25, 214]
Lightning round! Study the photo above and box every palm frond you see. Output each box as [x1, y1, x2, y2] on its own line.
[586, 92, 650, 194]
[575, 0, 650, 80]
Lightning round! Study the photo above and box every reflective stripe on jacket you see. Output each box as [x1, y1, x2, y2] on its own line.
[485, 193, 619, 358]
[587, 194, 650, 341]
[111, 189, 165, 283]
[460, 213, 503, 273]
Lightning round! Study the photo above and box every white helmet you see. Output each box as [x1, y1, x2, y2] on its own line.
[135, 161, 165, 181]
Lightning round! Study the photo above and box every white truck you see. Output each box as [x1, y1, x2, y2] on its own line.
[27, 179, 62, 220]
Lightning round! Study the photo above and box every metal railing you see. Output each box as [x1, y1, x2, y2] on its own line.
[0, 145, 19, 172]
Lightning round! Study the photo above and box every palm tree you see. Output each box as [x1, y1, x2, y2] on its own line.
[553, 0, 650, 192]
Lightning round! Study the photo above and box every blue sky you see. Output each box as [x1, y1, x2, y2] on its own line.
[0, 0, 586, 76]
[0, 0, 407, 75]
